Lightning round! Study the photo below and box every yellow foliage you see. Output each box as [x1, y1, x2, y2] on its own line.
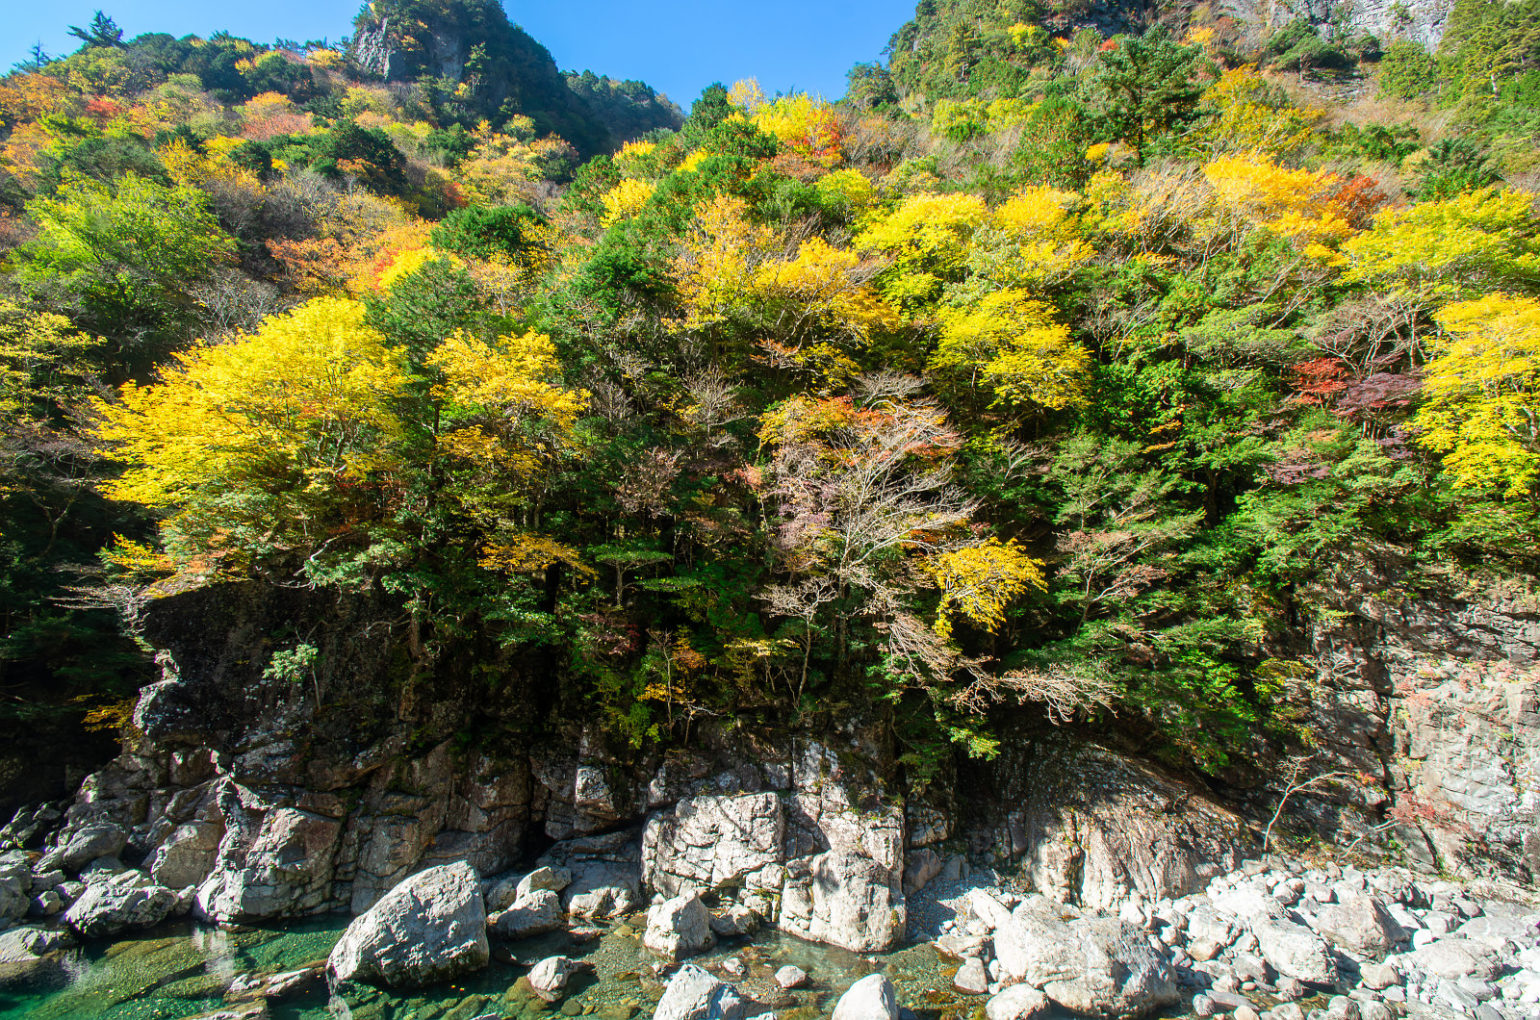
[480, 533, 595, 577]
[752, 93, 843, 166]
[1415, 293, 1540, 498]
[727, 78, 767, 113]
[928, 538, 1045, 639]
[814, 169, 875, 210]
[1199, 67, 1322, 158]
[968, 185, 1096, 289]
[600, 178, 656, 227]
[932, 290, 1089, 411]
[751, 237, 896, 339]
[1341, 187, 1540, 301]
[376, 246, 463, 291]
[96, 297, 407, 512]
[1199, 152, 1353, 246]
[428, 330, 587, 434]
[674, 195, 778, 331]
[856, 192, 988, 311]
[677, 149, 710, 174]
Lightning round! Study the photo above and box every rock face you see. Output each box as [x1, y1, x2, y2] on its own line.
[1301, 566, 1540, 884]
[644, 893, 716, 960]
[962, 736, 1248, 912]
[993, 899, 1178, 1018]
[642, 793, 783, 896]
[327, 862, 489, 988]
[0, 925, 74, 984]
[831, 973, 899, 1020]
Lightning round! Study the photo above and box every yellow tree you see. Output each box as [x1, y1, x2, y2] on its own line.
[1415, 294, 1540, 498]
[94, 297, 408, 574]
[1342, 187, 1540, 302]
[930, 290, 1090, 413]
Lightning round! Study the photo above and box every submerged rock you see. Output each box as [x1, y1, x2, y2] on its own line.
[0, 925, 75, 985]
[328, 861, 489, 988]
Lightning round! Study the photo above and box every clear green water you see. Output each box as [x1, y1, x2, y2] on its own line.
[0, 916, 972, 1020]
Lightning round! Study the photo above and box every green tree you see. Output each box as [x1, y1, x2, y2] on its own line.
[13, 174, 235, 375]
[1092, 28, 1207, 166]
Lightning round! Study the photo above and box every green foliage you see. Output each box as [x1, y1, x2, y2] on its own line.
[1092, 28, 1208, 165]
[429, 203, 545, 261]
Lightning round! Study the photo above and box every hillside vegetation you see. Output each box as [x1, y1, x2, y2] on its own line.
[1, 0, 1538, 797]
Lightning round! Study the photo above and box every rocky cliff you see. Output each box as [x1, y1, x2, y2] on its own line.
[4, 570, 1538, 957]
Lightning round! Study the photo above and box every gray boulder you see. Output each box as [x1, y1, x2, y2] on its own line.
[0, 860, 27, 928]
[644, 893, 716, 960]
[62, 870, 177, 937]
[516, 866, 572, 901]
[775, 965, 808, 989]
[328, 862, 489, 988]
[0, 925, 75, 985]
[954, 956, 989, 994]
[832, 973, 899, 1020]
[43, 823, 127, 873]
[993, 902, 1177, 1018]
[779, 851, 905, 953]
[654, 963, 759, 1020]
[1405, 938, 1502, 980]
[1252, 916, 1336, 984]
[1313, 894, 1406, 956]
[985, 984, 1051, 1020]
[527, 955, 581, 1002]
[491, 888, 565, 940]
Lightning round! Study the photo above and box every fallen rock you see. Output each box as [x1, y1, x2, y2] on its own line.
[1313, 894, 1406, 956]
[1252, 917, 1336, 985]
[43, 823, 127, 873]
[516, 866, 572, 901]
[643, 793, 784, 897]
[1359, 961, 1402, 989]
[645, 893, 716, 960]
[779, 851, 905, 953]
[1404, 938, 1501, 980]
[775, 965, 808, 989]
[62, 870, 177, 937]
[985, 984, 1049, 1020]
[954, 956, 989, 994]
[527, 955, 581, 1002]
[832, 973, 898, 1020]
[0, 925, 75, 984]
[328, 862, 489, 988]
[491, 888, 565, 940]
[993, 901, 1177, 1018]
[654, 963, 760, 1020]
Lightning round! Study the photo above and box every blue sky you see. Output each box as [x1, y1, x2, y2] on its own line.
[3, 0, 918, 106]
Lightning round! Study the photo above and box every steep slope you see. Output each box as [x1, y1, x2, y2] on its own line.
[351, 0, 681, 156]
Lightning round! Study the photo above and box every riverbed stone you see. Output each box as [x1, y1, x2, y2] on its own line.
[985, 984, 1050, 1020]
[832, 973, 898, 1020]
[1252, 916, 1336, 984]
[1314, 893, 1407, 956]
[993, 900, 1177, 1018]
[491, 888, 565, 940]
[528, 955, 581, 1002]
[954, 956, 989, 994]
[779, 850, 905, 953]
[328, 861, 489, 988]
[775, 965, 808, 989]
[644, 893, 716, 960]
[43, 823, 127, 873]
[654, 963, 758, 1020]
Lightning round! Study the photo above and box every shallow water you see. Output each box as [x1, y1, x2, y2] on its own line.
[0, 915, 979, 1020]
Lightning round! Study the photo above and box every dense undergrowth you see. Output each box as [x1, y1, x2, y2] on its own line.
[2, 0, 1539, 789]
